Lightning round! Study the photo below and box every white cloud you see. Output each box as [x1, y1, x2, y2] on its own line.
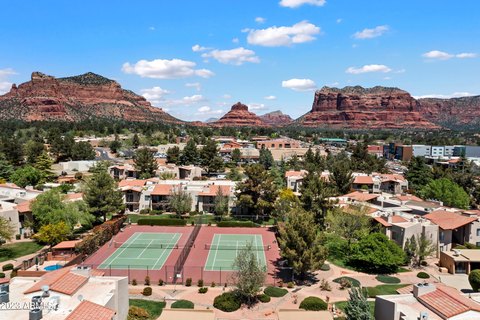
[279, 0, 326, 8]
[192, 44, 210, 52]
[255, 17, 266, 24]
[162, 94, 207, 108]
[122, 58, 214, 79]
[0, 68, 16, 94]
[182, 94, 205, 104]
[223, 94, 232, 99]
[282, 78, 317, 91]
[456, 52, 477, 59]
[264, 95, 277, 100]
[149, 26, 155, 31]
[196, 105, 224, 115]
[185, 82, 201, 91]
[413, 92, 474, 99]
[422, 50, 454, 60]
[140, 86, 170, 104]
[232, 38, 239, 44]
[336, 18, 342, 24]
[353, 25, 389, 39]
[201, 47, 260, 65]
[346, 64, 392, 74]
[245, 20, 321, 47]
[247, 103, 268, 111]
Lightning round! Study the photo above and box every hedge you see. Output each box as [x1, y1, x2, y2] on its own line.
[320, 263, 330, 271]
[198, 287, 208, 294]
[333, 277, 361, 288]
[213, 292, 241, 312]
[137, 218, 186, 226]
[75, 215, 127, 255]
[171, 300, 194, 309]
[417, 272, 430, 279]
[375, 275, 401, 284]
[258, 293, 271, 303]
[299, 296, 328, 311]
[142, 287, 152, 296]
[2, 263, 13, 271]
[0, 273, 5, 278]
[264, 286, 288, 297]
[217, 221, 260, 228]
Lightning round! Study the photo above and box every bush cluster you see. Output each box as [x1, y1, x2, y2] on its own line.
[137, 218, 186, 226]
[257, 293, 271, 303]
[197, 279, 204, 287]
[299, 296, 328, 311]
[198, 287, 208, 294]
[128, 305, 150, 319]
[375, 275, 401, 284]
[417, 272, 430, 279]
[185, 278, 192, 287]
[0, 273, 5, 278]
[217, 221, 260, 228]
[171, 300, 194, 309]
[264, 286, 288, 297]
[75, 215, 127, 255]
[142, 287, 152, 296]
[213, 292, 241, 312]
[2, 264, 13, 271]
[320, 263, 330, 271]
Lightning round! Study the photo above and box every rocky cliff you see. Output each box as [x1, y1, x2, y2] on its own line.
[260, 110, 293, 126]
[0, 72, 180, 123]
[418, 96, 480, 130]
[213, 102, 267, 127]
[297, 86, 439, 129]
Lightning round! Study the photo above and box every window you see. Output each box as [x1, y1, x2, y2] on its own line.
[144, 195, 151, 202]
[440, 231, 445, 242]
[477, 242, 480, 247]
[477, 229, 480, 237]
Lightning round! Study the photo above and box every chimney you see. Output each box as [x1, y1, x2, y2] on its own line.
[71, 265, 91, 278]
[413, 283, 436, 298]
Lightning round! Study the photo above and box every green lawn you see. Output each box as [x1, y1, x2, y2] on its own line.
[0, 242, 44, 263]
[364, 284, 409, 298]
[335, 300, 375, 319]
[129, 299, 166, 319]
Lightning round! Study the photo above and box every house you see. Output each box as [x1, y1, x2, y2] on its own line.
[375, 283, 480, 320]
[150, 184, 176, 211]
[285, 170, 308, 192]
[256, 138, 301, 149]
[119, 180, 147, 212]
[196, 185, 232, 213]
[2, 265, 128, 319]
[440, 249, 480, 274]
[109, 164, 138, 180]
[352, 175, 376, 192]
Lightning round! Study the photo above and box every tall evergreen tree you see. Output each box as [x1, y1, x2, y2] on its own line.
[179, 139, 198, 165]
[406, 157, 433, 193]
[132, 133, 140, 149]
[259, 147, 274, 170]
[71, 141, 96, 160]
[34, 152, 54, 183]
[344, 287, 373, 320]
[0, 153, 13, 182]
[24, 140, 45, 164]
[214, 187, 229, 217]
[134, 147, 158, 179]
[166, 146, 180, 164]
[300, 171, 336, 226]
[231, 148, 241, 165]
[330, 159, 354, 195]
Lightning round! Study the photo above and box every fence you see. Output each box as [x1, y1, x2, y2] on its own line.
[173, 217, 202, 283]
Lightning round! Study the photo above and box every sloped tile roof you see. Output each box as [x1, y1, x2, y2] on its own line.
[65, 300, 115, 320]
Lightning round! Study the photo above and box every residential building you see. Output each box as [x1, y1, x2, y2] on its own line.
[285, 170, 308, 192]
[256, 138, 301, 149]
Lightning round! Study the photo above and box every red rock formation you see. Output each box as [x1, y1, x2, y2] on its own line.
[298, 86, 440, 129]
[0, 72, 180, 123]
[418, 96, 480, 129]
[260, 110, 293, 126]
[213, 102, 268, 127]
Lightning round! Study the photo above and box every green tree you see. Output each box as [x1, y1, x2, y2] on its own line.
[0, 217, 15, 241]
[405, 233, 436, 267]
[214, 187, 229, 217]
[406, 157, 433, 192]
[1, 136, 24, 166]
[232, 242, 266, 305]
[179, 139, 198, 165]
[134, 148, 158, 179]
[49, 135, 75, 162]
[83, 164, 124, 222]
[326, 206, 372, 250]
[259, 147, 274, 170]
[419, 178, 470, 209]
[469, 269, 480, 292]
[286, 154, 301, 170]
[34, 152, 54, 183]
[273, 188, 300, 222]
[132, 133, 140, 149]
[24, 140, 45, 164]
[10, 166, 43, 188]
[169, 187, 192, 216]
[231, 148, 241, 165]
[277, 208, 327, 277]
[0, 154, 13, 182]
[71, 141, 96, 160]
[349, 233, 406, 274]
[404, 235, 417, 266]
[207, 156, 225, 174]
[109, 135, 122, 154]
[226, 167, 242, 181]
[166, 146, 181, 164]
[300, 171, 336, 226]
[200, 139, 220, 172]
[330, 159, 354, 195]
[344, 287, 373, 320]
[34, 221, 70, 246]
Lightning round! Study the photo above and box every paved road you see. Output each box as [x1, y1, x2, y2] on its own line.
[95, 147, 115, 161]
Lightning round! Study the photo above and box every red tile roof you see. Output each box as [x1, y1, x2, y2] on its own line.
[380, 174, 406, 182]
[65, 300, 115, 320]
[24, 266, 88, 295]
[16, 200, 33, 213]
[424, 210, 477, 230]
[52, 240, 81, 250]
[343, 191, 380, 202]
[374, 216, 391, 227]
[394, 194, 423, 202]
[418, 286, 480, 318]
[65, 193, 84, 201]
[285, 170, 307, 178]
[151, 184, 175, 196]
[24, 267, 72, 294]
[353, 176, 374, 185]
[198, 185, 231, 197]
[118, 179, 146, 188]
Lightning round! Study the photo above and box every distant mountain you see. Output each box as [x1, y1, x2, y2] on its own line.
[260, 110, 293, 126]
[0, 72, 181, 123]
[205, 117, 219, 123]
[213, 102, 268, 127]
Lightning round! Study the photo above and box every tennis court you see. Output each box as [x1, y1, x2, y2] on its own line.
[98, 232, 181, 270]
[204, 234, 268, 271]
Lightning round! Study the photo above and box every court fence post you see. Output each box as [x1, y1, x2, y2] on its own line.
[128, 265, 130, 282]
[147, 265, 149, 279]
[109, 265, 111, 277]
[201, 267, 203, 283]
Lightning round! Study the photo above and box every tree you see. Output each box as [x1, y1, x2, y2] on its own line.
[134, 148, 158, 179]
[34, 221, 70, 246]
[226, 167, 242, 181]
[34, 152, 54, 183]
[0, 153, 13, 182]
[277, 208, 327, 277]
[200, 139, 219, 172]
[231, 148, 241, 165]
[31, 189, 94, 231]
[349, 233, 406, 274]
[419, 178, 470, 209]
[232, 242, 266, 305]
[132, 133, 140, 149]
[83, 164, 124, 222]
[406, 157, 433, 192]
[214, 187, 229, 217]
[1, 136, 24, 167]
[330, 159, 354, 195]
[0, 217, 15, 241]
[469, 269, 480, 292]
[286, 154, 301, 170]
[344, 287, 373, 320]
[109, 135, 122, 154]
[326, 206, 372, 250]
[405, 234, 436, 267]
[300, 171, 336, 226]
[166, 146, 180, 164]
[49, 134, 75, 162]
[259, 147, 274, 170]
[273, 188, 300, 222]
[169, 187, 192, 216]
[10, 166, 43, 188]
[179, 139, 198, 165]
[404, 235, 417, 266]
[206, 156, 225, 174]
[71, 141, 96, 160]
[24, 140, 45, 164]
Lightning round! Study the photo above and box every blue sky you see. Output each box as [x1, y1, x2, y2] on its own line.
[1, 0, 479, 120]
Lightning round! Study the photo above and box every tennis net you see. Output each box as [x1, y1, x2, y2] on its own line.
[205, 244, 270, 251]
[113, 241, 179, 249]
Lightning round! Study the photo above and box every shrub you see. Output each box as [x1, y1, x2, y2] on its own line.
[264, 286, 288, 297]
[185, 278, 192, 287]
[333, 277, 361, 288]
[158, 279, 164, 286]
[131, 279, 137, 286]
[15, 234, 21, 240]
[217, 221, 260, 228]
[470, 269, 480, 292]
[320, 279, 332, 291]
[376, 275, 401, 284]
[421, 260, 428, 266]
[213, 292, 241, 312]
[278, 280, 284, 288]
[339, 278, 352, 290]
[171, 299, 194, 309]
[299, 296, 328, 311]
[211, 281, 216, 287]
[128, 305, 150, 319]
[257, 293, 271, 303]
[320, 263, 330, 271]
[417, 272, 430, 279]
[10, 270, 17, 278]
[198, 287, 208, 294]
[287, 282, 295, 289]
[2, 264, 13, 271]
[144, 276, 150, 286]
[142, 287, 152, 296]
[197, 279, 204, 287]
[137, 218, 186, 226]
[0, 273, 5, 278]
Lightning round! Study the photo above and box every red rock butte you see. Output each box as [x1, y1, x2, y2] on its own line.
[260, 110, 293, 126]
[213, 102, 268, 127]
[0, 71, 180, 123]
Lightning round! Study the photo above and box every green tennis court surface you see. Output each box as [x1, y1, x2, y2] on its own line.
[99, 232, 181, 270]
[204, 234, 267, 271]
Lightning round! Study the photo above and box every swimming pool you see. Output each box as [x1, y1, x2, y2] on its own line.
[44, 264, 62, 271]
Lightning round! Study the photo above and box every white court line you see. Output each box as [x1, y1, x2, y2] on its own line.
[208, 234, 221, 271]
[101, 232, 142, 268]
[136, 240, 154, 258]
[151, 233, 181, 270]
